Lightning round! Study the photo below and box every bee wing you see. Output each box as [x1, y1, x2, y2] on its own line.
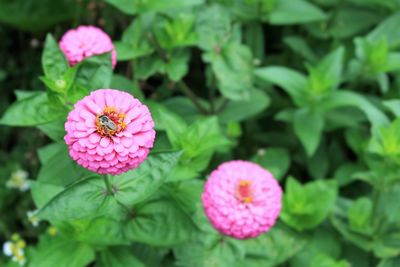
[106, 121, 117, 130]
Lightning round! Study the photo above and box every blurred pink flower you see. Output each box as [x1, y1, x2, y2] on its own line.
[64, 89, 155, 175]
[59, 25, 117, 68]
[202, 160, 282, 239]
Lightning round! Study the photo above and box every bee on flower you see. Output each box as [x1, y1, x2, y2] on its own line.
[27, 210, 40, 227]
[6, 170, 30, 192]
[2, 234, 27, 266]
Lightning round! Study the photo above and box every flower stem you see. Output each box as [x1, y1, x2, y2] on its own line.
[177, 81, 209, 115]
[103, 174, 113, 195]
[146, 32, 210, 115]
[215, 98, 229, 114]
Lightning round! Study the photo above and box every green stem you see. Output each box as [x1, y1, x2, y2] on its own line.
[208, 72, 217, 113]
[146, 33, 170, 63]
[371, 172, 386, 235]
[103, 174, 114, 195]
[215, 98, 229, 114]
[177, 81, 209, 115]
[146, 32, 209, 115]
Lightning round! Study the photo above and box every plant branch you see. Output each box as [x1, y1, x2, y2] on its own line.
[215, 98, 229, 114]
[177, 81, 209, 115]
[146, 33, 170, 63]
[103, 174, 114, 195]
[146, 32, 209, 115]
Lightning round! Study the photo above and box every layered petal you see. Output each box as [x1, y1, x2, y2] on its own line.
[59, 25, 117, 68]
[64, 89, 155, 175]
[202, 160, 282, 239]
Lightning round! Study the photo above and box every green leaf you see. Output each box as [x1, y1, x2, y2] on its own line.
[124, 197, 196, 246]
[355, 37, 389, 73]
[290, 227, 342, 267]
[268, 0, 327, 25]
[383, 100, 400, 117]
[321, 90, 389, 129]
[29, 236, 94, 267]
[294, 108, 324, 156]
[378, 257, 400, 267]
[330, 198, 373, 252]
[196, 4, 232, 51]
[241, 223, 306, 267]
[97, 247, 145, 267]
[306, 46, 344, 93]
[347, 197, 373, 233]
[284, 36, 317, 62]
[384, 52, 400, 72]
[0, 92, 67, 126]
[368, 12, 400, 48]
[251, 147, 290, 180]
[381, 185, 400, 224]
[174, 233, 245, 267]
[218, 90, 270, 123]
[165, 180, 204, 215]
[244, 22, 265, 63]
[57, 217, 129, 246]
[159, 109, 188, 146]
[36, 143, 92, 187]
[153, 12, 197, 49]
[42, 34, 69, 80]
[329, 7, 381, 39]
[75, 53, 112, 91]
[37, 120, 66, 141]
[131, 244, 168, 267]
[310, 254, 350, 267]
[281, 177, 338, 231]
[14, 90, 37, 100]
[164, 49, 190, 81]
[334, 163, 362, 187]
[133, 49, 190, 81]
[115, 15, 154, 61]
[368, 119, 400, 163]
[206, 42, 254, 100]
[105, 0, 204, 15]
[307, 143, 329, 179]
[111, 152, 181, 207]
[162, 97, 203, 124]
[165, 116, 230, 180]
[254, 66, 308, 106]
[38, 177, 123, 223]
[111, 74, 144, 101]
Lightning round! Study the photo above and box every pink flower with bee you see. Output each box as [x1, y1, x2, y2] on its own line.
[64, 89, 155, 175]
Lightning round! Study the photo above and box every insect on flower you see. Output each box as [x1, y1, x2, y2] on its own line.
[64, 89, 155, 175]
[97, 114, 117, 134]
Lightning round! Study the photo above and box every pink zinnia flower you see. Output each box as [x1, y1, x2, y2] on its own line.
[202, 160, 282, 239]
[64, 89, 155, 175]
[59, 25, 117, 68]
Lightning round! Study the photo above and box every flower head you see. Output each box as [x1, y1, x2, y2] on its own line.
[27, 210, 40, 227]
[6, 170, 29, 192]
[202, 160, 282, 239]
[3, 234, 26, 266]
[64, 89, 155, 175]
[59, 25, 117, 68]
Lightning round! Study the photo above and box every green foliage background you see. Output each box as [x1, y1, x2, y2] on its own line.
[1, 0, 400, 266]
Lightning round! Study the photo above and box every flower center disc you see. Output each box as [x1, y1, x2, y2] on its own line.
[95, 106, 127, 137]
[236, 180, 253, 203]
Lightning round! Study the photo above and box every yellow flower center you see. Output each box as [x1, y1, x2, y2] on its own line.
[236, 180, 253, 203]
